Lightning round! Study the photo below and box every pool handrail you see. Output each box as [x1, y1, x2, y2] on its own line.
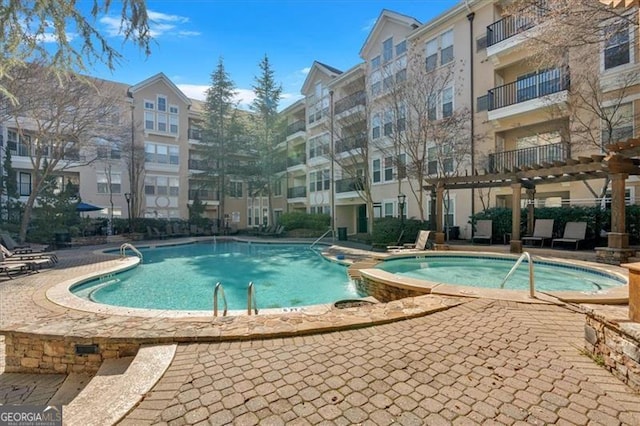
[500, 251, 536, 298]
[247, 282, 258, 315]
[310, 228, 333, 249]
[120, 243, 143, 261]
[213, 282, 228, 317]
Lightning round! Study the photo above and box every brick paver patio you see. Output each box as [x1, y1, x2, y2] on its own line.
[123, 299, 640, 425]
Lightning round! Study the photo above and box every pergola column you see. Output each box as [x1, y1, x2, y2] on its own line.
[608, 173, 629, 249]
[435, 183, 445, 245]
[510, 183, 522, 254]
[526, 188, 536, 236]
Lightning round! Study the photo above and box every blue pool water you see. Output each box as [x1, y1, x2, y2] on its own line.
[72, 242, 360, 310]
[377, 255, 625, 292]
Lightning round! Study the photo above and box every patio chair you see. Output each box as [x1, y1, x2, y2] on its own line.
[522, 219, 555, 247]
[0, 259, 29, 279]
[0, 232, 49, 254]
[387, 230, 431, 251]
[471, 220, 492, 245]
[552, 222, 587, 250]
[1, 244, 58, 264]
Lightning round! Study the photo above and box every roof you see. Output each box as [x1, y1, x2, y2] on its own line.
[128, 72, 192, 106]
[300, 61, 343, 94]
[360, 9, 421, 58]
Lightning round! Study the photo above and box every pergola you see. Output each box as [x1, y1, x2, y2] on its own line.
[425, 139, 640, 264]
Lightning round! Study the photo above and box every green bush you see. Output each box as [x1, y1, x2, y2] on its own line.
[279, 212, 330, 230]
[371, 218, 429, 247]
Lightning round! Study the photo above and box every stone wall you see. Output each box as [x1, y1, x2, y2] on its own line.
[585, 314, 640, 391]
[357, 277, 427, 302]
[3, 332, 142, 374]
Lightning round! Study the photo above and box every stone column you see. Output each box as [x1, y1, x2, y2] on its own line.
[435, 183, 445, 245]
[625, 263, 640, 322]
[510, 183, 522, 254]
[608, 173, 629, 249]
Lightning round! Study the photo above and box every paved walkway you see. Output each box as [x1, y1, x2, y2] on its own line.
[122, 299, 640, 425]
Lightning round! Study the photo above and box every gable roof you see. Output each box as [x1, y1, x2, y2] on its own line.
[128, 72, 192, 106]
[300, 61, 343, 94]
[360, 9, 421, 58]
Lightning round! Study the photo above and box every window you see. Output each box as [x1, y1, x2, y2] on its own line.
[370, 70, 381, 97]
[604, 20, 631, 70]
[7, 130, 17, 153]
[383, 110, 393, 136]
[169, 146, 179, 165]
[169, 105, 179, 114]
[145, 112, 154, 130]
[383, 74, 394, 92]
[97, 172, 121, 194]
[395, 40, 407, 56]
[383, 37, 393, 63]
[157, 96, 167, 112]
[441, 30, 454, 65]
[516, 131, 563, 166]
[309, 169, 330, 192]
[157, 114, 167, 132]
[309, 134, 329, 159]
[144, 100, 154, 109]
[372, 113, 381, 139]
[19, 172, 31, 196]
[442, 87, 453, 118]
[384, 156, 393, 181]
[230, 181, 243, 197]
[156, 145, 168, 164]
[602, 102, 634, 144]
[425, 39, 438, 72]
[156, 176, 168, 195]
[384, 202, 394, 218]
[427, 147, 438, 175]
[273, 179, 282, 197]
[371, 56, 381, 70]
[144, 176, 155, 195]
[169, 116, 178, 134]
[397, 104, 406, 132]
[398, 153, 407, 179]
[145, 142, 180, 165]
[427, 94, 437, 121]
[396, 68, 407, 83]
[372, 159, 381, 183]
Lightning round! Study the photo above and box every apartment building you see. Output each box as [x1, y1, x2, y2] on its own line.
[3, 1, 638, 238]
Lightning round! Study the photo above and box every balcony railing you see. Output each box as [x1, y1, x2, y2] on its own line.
[287, 155, 306, 167]
[189, 189, 219, 201]
[286, 120, 306, 137]
[335, 133, 366, 154]
[487, 1, 548, 47]
[334, 91, 366, 115]
[287, 186, 307, 199]
[488, 67, 569, 111]
[335, 177, 366, 194]
[188, 128, 202, 140]
[189, 159, 214, 170]
[487, 142, 568, 173]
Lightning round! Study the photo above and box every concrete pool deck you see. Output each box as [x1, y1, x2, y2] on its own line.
[1, 238, 640, 424]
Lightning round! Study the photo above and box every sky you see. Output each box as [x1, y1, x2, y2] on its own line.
[88, 0, 460, 110]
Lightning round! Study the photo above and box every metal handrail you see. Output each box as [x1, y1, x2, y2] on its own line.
[120, 243, 143, 260]
[310, 228, 333, 249]
[247, 282, 258, 315]
[500, 251, 536, 298]
[213, 282, 228, 317]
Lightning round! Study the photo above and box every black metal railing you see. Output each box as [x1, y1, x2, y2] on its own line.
[188, 128, 202, 140]
[335, 177, 366, 193]
[487, 1, 548, 47]
[286, 120, 306, 137]
[334, 90, 366, 115]
[287, 186, 307, 199]
[188, 189, 219, 201]
[287, 155, 306, 167]
[188, 159, 213, 170]
[487, 142, 568, 172]
[335, 133, 366, 154]
[488, 67, 569, 111]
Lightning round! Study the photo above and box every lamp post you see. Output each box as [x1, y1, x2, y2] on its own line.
[398, 193, 406, 228]
[124, 192, 132, 234]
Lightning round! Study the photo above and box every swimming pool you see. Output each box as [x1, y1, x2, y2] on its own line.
[72, 242, 360, 311]
[376, 254, 626, 292]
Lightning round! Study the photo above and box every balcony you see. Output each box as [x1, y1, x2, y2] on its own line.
[286, 120, 306, 138]
[287, 155, 306, 168]
[486, 1, 548, 60]
[188, 128, 202, 140]
[487, 142, 568, 173]
[335, 91, 366, 115]
[488, 67, 569, 121]
[188, 189, 219, 201]
[335, 177, 365, 194]
[335, 133, 366, 154]
[287, 186, 307, 199]
[189, 159, 214, 170]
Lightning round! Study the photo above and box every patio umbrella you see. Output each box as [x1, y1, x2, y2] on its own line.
[75, 202, 104, 212]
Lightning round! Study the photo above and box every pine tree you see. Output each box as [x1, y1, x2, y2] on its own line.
[250, 55, 283, 225]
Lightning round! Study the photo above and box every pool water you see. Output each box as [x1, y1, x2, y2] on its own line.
[377, 256, 625, 292]
[73, 242, 360, 310]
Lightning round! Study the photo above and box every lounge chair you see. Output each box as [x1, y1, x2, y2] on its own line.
[387, 230, 431, 251]
[552, 222, 587, 250]
[1, 244, 58, 264]
[0, 259, 29, 279]
[522, 219, 554, 247]
[0, 232, 49, 254]
[471, 220, 492, 244]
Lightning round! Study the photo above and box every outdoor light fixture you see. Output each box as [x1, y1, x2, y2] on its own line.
[398, 193, 406, 227]
[124, 192, 132, 234]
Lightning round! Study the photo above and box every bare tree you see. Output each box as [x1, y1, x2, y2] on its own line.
[3, 65, 128, 241]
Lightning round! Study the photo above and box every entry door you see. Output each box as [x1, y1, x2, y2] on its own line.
[357, 204, 368, 233]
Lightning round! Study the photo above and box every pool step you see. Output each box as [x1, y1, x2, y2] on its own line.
[348, 260, 380, 280]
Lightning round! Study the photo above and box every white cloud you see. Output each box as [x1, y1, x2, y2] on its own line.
[176, 84, 302, 111]
[176, 84, 208, 101]
[301, 67, 311, 75]
[100, 9, 199, 39]
[362, 17, 377, 32]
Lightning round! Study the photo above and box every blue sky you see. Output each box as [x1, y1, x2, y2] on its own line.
[90, 0, 460, 109]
